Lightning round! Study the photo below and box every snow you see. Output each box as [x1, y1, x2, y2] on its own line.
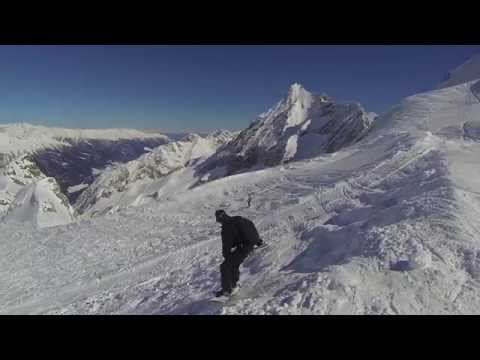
[198, 84, 375, 182]
[2, 75, 480, 314]
[3, 177, 74, 228]
[68, 183, 89, 194]
[0, 128, 466, 314]
[0, 155, 74, 228]
[283, 135, 298, 161]
[282, 83, 314, 131]
[73, 130, 233, 216]
[0, 123, 169, 156]
[0, 124, 169, 227]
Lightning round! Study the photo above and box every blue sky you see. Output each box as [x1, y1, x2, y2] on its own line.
[0, 45, 478, 132]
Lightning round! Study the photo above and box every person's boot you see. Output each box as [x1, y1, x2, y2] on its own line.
[231, 285, 240, 295]
[215, 288, 232, 298]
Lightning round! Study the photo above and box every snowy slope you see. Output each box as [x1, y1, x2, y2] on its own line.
[1, 79, 480, 314]
[198, 83, 376, 182]
[438, 53, 480, 89]
[74, 130, 233, 216]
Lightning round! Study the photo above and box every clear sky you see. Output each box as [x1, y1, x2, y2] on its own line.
[0, 45, 478, 132]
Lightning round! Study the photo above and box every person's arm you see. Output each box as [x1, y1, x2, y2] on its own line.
[222, 227, 234, 258]
[232, 220, 246, 249]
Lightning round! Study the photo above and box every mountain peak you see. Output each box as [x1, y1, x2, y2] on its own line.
[288, 82, 308, 96]
[285, 83, 314, 107]
[289, 82, 305, 91]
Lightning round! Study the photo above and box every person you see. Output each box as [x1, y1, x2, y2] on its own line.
[214, 209, 264, 297]
[247, 193, 253, 208]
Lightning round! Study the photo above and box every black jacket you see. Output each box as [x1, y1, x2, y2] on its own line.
[221, 216, 255, 258]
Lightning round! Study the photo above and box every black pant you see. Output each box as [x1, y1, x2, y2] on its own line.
[220, 246, 253, 292]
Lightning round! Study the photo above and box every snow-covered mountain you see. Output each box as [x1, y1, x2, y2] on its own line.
[0, 123, 170, 201]
[198, 83, 376, 182]
[3, 63, 480, 314]
[0, 123, 170, 227]
[0, 154, 74, 227]
[1, 155, 47, 216]
[438, 52, 480, 89]
[35, 137, 170, 204]
[0, 123, 169, 157]
[3, 177, 74, 228]
[74, 130, 234, 216]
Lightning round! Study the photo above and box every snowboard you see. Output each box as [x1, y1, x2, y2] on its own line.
[209, 243, 269, 304]
[255, 242, 268, 250]
[210, 286, 241, 303]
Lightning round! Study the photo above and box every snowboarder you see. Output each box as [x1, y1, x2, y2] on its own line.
[214, 209, 264, 298]
[247, 193, 253, 208]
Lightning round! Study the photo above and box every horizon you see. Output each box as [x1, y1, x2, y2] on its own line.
[0, 121, 216, 135]
[0, 45, 478, 132]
